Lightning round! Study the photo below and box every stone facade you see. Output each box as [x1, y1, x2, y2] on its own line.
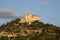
[19, 14, 42, 24]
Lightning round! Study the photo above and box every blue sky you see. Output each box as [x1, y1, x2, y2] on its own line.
[0, 0, 60, 26]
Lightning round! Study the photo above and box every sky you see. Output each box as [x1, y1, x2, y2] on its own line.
[0, 0, 60, 26]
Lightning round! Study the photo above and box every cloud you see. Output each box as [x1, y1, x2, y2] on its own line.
[38, 1, 48, 6]
[0, 9, 20, 19]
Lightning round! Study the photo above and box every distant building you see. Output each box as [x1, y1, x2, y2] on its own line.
[19, 14, 42, 24]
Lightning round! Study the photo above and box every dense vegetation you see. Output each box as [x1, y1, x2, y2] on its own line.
[0, 18, 60, 40]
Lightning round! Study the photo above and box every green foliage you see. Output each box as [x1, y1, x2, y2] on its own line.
[5, 27, 11, 32]
[0, 36, 8, 40]
[29, 20, 44, 30]
[14, 18, 20, 24]
[0, 18, 60, 40]
[14, 36, 21, 40]
[30, 33, 41, 40]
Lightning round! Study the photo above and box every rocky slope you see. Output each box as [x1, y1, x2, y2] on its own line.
[0, 14, 60, 40]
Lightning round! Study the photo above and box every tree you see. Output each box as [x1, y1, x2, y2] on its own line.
[29, 20, 44, 30]
[14, 18, 20, 24]
[0, 36, 8, 40]
[5, 27, 11, 32]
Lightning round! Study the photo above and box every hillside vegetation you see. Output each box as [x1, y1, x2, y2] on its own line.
[0, 18, 60, 40]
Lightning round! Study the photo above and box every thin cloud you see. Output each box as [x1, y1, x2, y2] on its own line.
[0, 9, 20, 19]
[38, 1, 48, 6]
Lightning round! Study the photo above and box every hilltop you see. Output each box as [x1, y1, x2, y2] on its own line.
[0, 14, 60, 40]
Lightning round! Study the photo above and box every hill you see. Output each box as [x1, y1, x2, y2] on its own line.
[0, 14, 60, 40]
